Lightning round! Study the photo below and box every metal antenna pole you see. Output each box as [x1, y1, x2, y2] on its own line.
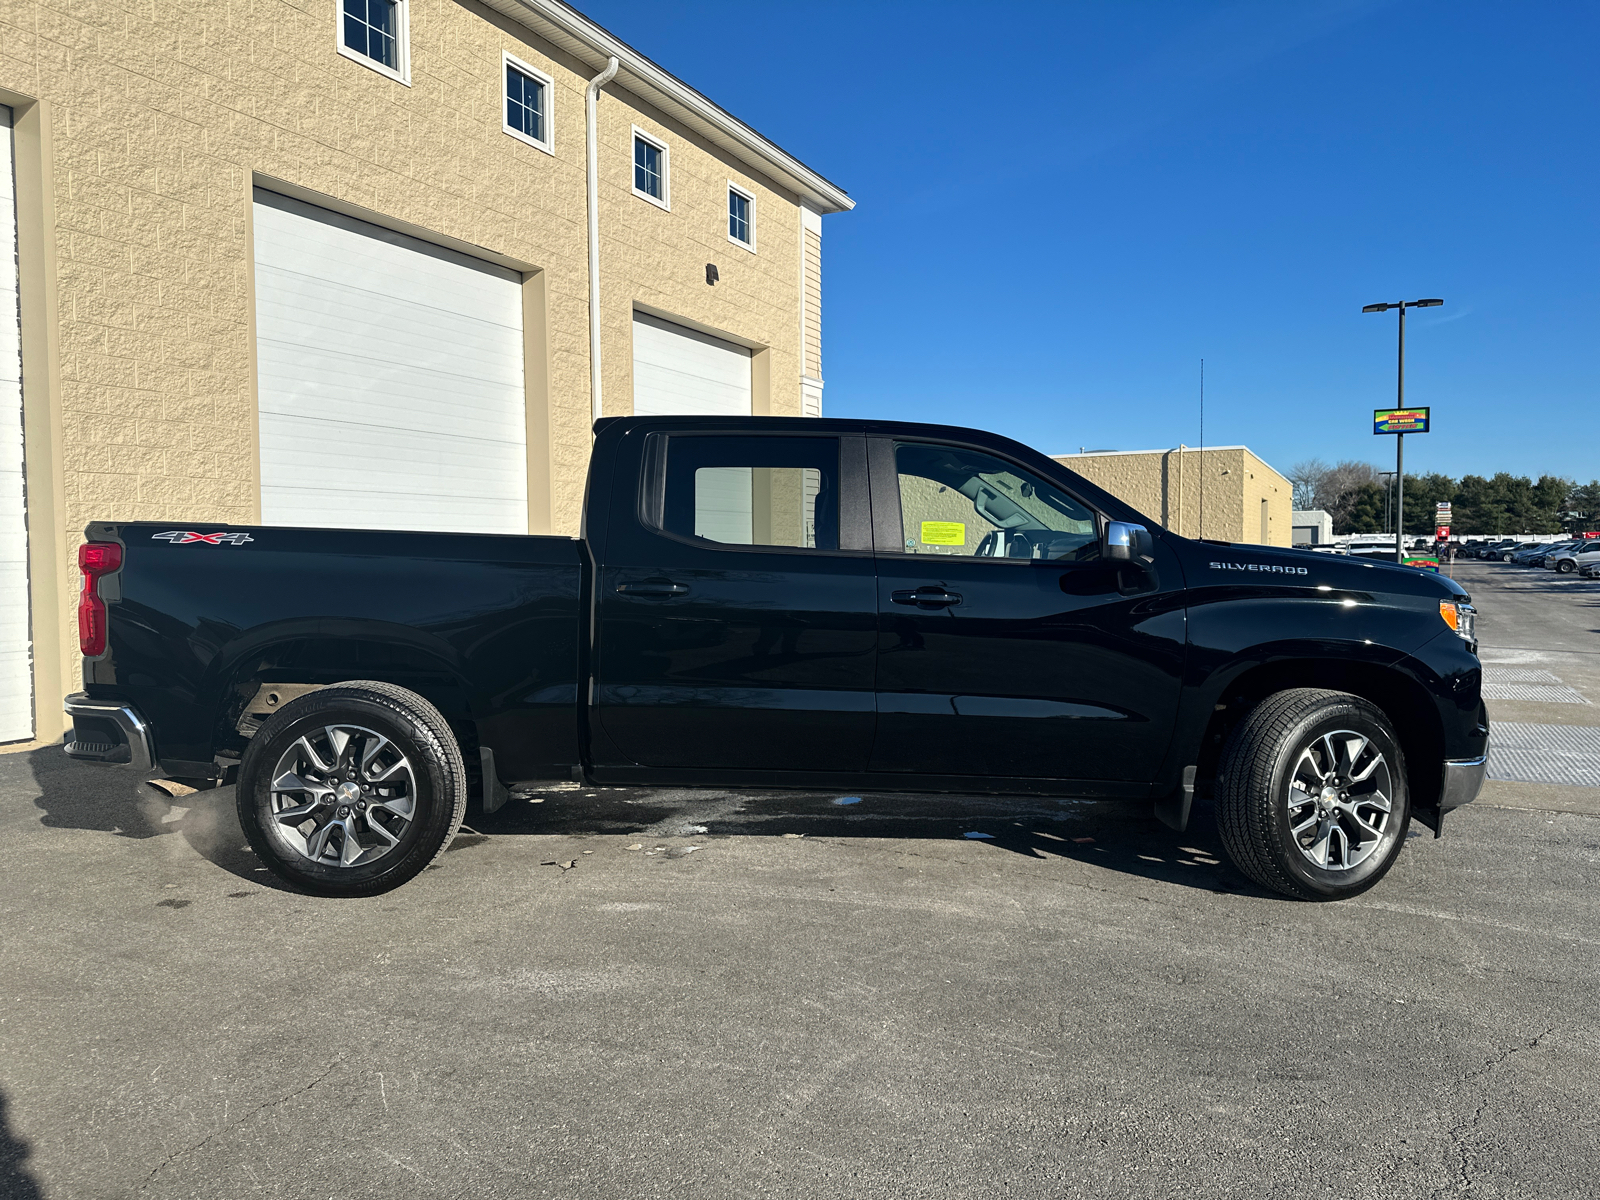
[1198, 359, 1204, 540]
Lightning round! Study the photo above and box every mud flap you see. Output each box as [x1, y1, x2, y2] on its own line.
[479, 747, 510, 815]
[1154, 765, 1197, 832]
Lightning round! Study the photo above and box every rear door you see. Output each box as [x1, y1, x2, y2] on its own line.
[593, 428, 877, 772]
[867, 436, 1186, 783]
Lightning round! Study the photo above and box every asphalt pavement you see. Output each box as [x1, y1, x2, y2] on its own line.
[0, 559, 1596, 1199]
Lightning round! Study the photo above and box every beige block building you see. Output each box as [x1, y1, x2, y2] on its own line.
[0, 0, 852, 746]
[1053, 446, 1293, 548]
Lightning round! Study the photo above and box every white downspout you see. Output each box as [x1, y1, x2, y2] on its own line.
[585, 56, 620, 426]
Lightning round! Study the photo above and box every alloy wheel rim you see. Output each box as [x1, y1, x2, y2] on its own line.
[268, 724, 417, 868]
[1285, 730, 1394, 872]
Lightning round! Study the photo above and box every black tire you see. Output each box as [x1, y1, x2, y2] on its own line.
[237, 681, 467, 896]
[1556, 559, 1575, 574]
[1215, 688, 1410, 901]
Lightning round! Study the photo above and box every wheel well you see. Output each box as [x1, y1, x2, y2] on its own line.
[1195, 660, 1445, 811]
[214, 638, 478, 765]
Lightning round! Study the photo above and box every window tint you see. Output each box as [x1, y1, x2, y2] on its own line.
[893, 442, 1099, 561]
[343, 0, 398, 68]
[635, 137, 664, 199]
[659, 436, 839, 550]
[506, 64, 546, 144]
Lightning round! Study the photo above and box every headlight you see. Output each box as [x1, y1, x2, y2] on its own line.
[1439, 599, 1476, 643]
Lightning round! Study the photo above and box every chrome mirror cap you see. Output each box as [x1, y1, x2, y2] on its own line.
[1105, 521, 1149, 563]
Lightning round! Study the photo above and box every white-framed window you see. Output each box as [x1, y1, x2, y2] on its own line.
[727, 182, 755, 251]
[338, 0, 411, 86]
[503, 52, 553, 154]
[632, 126, 670, 210]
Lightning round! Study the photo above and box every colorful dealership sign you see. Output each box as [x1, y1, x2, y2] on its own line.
[1374, 408, 1430, 434]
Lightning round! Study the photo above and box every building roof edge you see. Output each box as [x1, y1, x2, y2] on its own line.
[487, 0, 855, 214]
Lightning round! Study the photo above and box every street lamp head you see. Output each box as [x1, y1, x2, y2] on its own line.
[1414, 298, 1444, 307]
[1362, 303, 1391, 313]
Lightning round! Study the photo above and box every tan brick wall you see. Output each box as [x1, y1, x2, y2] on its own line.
[1054, 447, 1293, 547]
[0, 0, 822, 739]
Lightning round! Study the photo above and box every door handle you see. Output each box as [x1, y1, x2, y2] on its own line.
[891, 587, 962, 608]
[615, 581, 690, 598]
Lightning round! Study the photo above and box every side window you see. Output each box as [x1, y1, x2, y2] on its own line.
[657, 436, 839, 550]
[893, 442, 1099, 561]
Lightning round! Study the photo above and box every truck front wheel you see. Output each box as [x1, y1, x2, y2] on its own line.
[1215, 689, 1410, 901]
[237, 681, 467, 896]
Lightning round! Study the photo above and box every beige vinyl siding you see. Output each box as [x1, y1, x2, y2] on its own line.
[803, 228, 822, 379]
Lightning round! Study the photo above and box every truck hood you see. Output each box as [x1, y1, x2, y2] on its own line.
[1181, 540, 1471, 600]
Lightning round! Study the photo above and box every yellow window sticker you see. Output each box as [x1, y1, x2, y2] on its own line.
[920, 521, 966, 546]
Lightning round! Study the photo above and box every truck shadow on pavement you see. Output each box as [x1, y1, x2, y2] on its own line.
[25, 747, 1286, 898]
[467, 784, 1275, 898]
[23, 747, 296, 892]
[0, 1088, 45, 1200]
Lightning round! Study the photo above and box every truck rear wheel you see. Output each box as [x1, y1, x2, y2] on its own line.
[1215, 688, 1410, 901]
[237, 681, 467, 896]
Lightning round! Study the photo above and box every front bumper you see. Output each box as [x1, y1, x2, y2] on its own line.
[1440, 752, 1488, 811]
[63, 693, 155, 774]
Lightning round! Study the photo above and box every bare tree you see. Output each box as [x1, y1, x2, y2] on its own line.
[1288, 459, 1330, 510]
[1317, 460, 1383, 530]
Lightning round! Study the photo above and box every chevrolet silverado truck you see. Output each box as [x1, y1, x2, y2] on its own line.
[63, 416, 1488, 900]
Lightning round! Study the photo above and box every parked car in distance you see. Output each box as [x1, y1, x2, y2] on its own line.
[1580, 560, 1600, 579]
[1512, 542, 1564, 566]
[1528, 541, 1585, 567]
[61, 414, 1487, 904]
[1549, 541, 1600, 574]
[1498, 542, 1542, 562]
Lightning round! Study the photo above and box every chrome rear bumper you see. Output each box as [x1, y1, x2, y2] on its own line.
[63, 693, 155, 774]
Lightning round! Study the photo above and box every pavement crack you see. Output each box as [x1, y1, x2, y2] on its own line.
[138, 1056, 345, 1190]
[1443, 1026, 1554, 1196]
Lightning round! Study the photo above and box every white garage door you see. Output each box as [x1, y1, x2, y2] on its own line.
[0, 106, 32, 742]
[253, 190, 527, 534]
[632, 312, 753, 542]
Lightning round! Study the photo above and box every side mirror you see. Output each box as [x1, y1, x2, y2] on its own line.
[1104, 521, 1153, 564]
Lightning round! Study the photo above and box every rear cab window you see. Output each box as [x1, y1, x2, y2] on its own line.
[644, 434, 843, 551]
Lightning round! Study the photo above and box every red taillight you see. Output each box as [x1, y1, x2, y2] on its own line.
[78, 541, 123, 657]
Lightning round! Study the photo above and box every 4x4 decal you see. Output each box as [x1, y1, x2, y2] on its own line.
[151, 531, 255, 545]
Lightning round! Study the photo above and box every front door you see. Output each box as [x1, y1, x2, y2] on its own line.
[594, 430, 878, 772]
[868, 438, 1186, 783]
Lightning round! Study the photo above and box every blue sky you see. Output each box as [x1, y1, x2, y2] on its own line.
[584, 0, 1598, 482]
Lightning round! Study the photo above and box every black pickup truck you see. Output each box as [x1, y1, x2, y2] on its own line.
[64, 416, 1487, 901]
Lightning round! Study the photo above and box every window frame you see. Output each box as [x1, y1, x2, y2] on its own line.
[336, 0, 412, 87]
[638, 431, 872, 556]
[726, 181, 756, 252]
[631, 126, 671, 211]
[866, 436, 1108, 565]
[501, 51, 554, 155]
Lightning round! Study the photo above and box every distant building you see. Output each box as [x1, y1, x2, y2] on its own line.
[1052, 446, 1292, 546]
[1292, 510, 1335, 546]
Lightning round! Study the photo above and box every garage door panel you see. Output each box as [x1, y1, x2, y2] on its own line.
[632, 312, 752, 418]
[253, 484, 525, 536]
[254, 189, 527, 536]
[0, 104, 30, 741]
[253, 273, 525, 382]
[256, 345, 527, 442]
[253, 195, 522, 317]
[259, 414, 529, 499]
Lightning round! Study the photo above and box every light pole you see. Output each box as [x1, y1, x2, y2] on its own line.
[1364, 298, 1442, 561]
